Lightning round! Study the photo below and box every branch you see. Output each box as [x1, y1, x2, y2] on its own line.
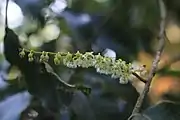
[128, 0, 167, 118]
[132, 72, 147, 83]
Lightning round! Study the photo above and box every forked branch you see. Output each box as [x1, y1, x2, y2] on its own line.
[128, 0, 167, 119]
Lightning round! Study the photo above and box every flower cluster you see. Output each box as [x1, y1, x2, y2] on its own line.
[28, 50, 34, 62]
[39, 51, 49, 63]
[19, 48, 135, 84]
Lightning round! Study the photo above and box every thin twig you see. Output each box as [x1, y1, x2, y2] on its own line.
[132, 72, 147, 83]
[44, 62, 76, 88]
[128, 0, 167, 117]
[5, 0, 9, 28]
[128, 113, 151, 120]
[44, 62, 91, 95]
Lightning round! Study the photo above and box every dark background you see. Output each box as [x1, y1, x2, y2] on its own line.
[0, 0, 180, 120]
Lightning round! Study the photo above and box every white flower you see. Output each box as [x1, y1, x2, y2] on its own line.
[119, 77, 128, 84]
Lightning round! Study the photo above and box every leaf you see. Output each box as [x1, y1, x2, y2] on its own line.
[70, 91, 96, 120]
[3, 0, 60, 112]
[44, 62, 91, 96]
[143, 101, 180, 120]
[69, 68, 140, 120]
[130, 101, 180, 120]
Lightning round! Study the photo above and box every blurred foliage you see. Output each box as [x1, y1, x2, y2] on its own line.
[0, 0, 180, 120]
[131, 101, 180, 120]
